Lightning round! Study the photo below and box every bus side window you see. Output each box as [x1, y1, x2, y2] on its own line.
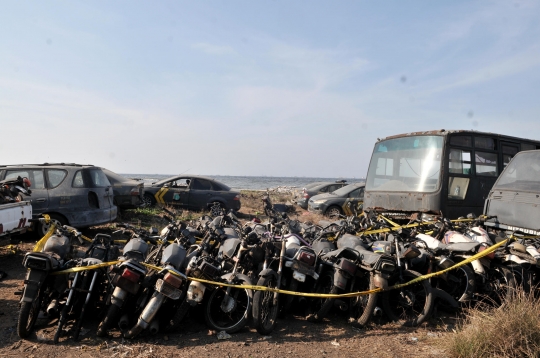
[475, 151, 498, 176]
[449, 149, 471, 175]
[448, 177, 470, 200]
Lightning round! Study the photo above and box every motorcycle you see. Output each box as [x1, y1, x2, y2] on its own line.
[0, 176, 31, 204]
[54, 233, 118, 343]
[17, 220, 82, 338]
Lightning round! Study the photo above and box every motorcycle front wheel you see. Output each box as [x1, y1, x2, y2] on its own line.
[252, 275, 280, 335]
[307, 272, 337, 323]
[204, 282, 252, 333]
[17, 295, 42, 338]
[382, 269, 434, 327]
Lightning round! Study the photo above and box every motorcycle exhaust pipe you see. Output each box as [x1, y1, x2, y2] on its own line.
[125, 293, 165, 339]
[334, 299, 348, 311]
[47, 299, 59, 316]
[149, 320, 159, 335]
[373, 306, 382, 317]
[118, 314, 130, 331]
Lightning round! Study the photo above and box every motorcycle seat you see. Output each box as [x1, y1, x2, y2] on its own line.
[355, 246, 381, 266]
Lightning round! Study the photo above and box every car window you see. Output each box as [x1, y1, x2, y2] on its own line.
[333, 184, 360, 196]
[88, 168, 111, 187]
[169, 178, 190, 187]
[47, 169, 67, 188]
[349, 188, 364, 198]
[5, 169, 46, 189]
[328, 184, 341, 192]
[319, 186, 328, 192]
[72, 170, 85, 188]
[191, 178, 213, 190]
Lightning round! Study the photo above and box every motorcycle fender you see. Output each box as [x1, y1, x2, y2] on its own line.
[504, 254, 529, 265]
[221, 272, 253, 286]
[258, 269, 278, 280]
[21, 269, 48, 303]
[373, 274, 388, 289]
[333, 271, 348, 290]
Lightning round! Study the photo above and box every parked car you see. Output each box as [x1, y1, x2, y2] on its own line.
[142, 175, 241, 212]
[294, 180, 348, 209]
[0, 163, 117, 236]
[101, 168, 144, 210]
[308, 183, 365, 217]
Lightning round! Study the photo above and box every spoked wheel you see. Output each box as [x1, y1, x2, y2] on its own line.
[204, 283, 252, 333]
[209, 202, 225, 217]
[252, 275, 280, 335]
[477, 264, 516, 306]
[142, 194, 156, 208]
[349, 274, 378, 327]
[17, 296, 43, 338]
[307, 272, 336, 323]
[37, 214, 66, 238]
[435, 264, 476, 304]
[325, 206, 342, 219]
[382, 270, 434, 327]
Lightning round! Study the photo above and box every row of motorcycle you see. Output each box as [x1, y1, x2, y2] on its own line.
[17, 196, 540, 343]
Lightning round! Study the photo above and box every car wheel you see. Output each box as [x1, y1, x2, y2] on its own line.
[325, 206, 342, 219]
[142, 194, 156, 208]
[37, 213, 67, 238]
[209, 201, 225, 217]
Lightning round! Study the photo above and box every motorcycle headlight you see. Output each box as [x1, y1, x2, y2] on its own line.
[186, 281, 206, 304]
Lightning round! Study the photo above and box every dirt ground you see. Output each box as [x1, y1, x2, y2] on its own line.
[0, 196, 453, 357]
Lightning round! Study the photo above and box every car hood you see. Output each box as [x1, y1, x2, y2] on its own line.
[310, 193, 338, 201]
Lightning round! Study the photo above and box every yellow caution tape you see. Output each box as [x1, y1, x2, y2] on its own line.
[43, 229, 525, 299]
[358, 217, 475, 236]
[50, 260, 122, 275]
[33, 214, 56, 252]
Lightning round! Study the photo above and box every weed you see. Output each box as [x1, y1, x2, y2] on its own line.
[446, 289, 540, 358]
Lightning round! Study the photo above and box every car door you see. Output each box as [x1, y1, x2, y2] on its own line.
[189, 178, 214, 210]
[343, 187, 365, 214]
[4, 169, 48, 214]
[86, 168, 115, 221]
[160, 178, 190, 207]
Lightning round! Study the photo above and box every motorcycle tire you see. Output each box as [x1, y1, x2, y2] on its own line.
[478, 264, 516, 306]
[507, 264, 532, 294]
[17, 296, 42, 338]
[164, 298, 191, 332]
[307, 272, 336, 323]
[204, 281, 252, 334]
[432, 288, 460, 314]
[435, 263, 476, 304]
[252, 275, 280, 335]
[349, 275, 378, 327]
[96, 304, 121, 337]
[382, 269, 434, 327]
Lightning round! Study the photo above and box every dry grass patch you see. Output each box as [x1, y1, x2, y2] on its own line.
[446, 289, 540, 358]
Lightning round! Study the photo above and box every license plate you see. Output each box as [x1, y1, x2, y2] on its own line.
[155, 279, 182, 300]
[292, 270, 306, 282]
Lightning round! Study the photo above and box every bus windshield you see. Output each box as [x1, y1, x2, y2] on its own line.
[366, 135, 443, 193]
[494, 151, 540, 192]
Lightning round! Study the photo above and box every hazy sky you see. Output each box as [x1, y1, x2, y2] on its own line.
[1, 1, 539, 178]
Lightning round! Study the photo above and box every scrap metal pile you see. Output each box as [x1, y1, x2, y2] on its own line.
[16, 195, 540, 344]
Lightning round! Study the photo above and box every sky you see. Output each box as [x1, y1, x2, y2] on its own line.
[1, 1, 539, 178]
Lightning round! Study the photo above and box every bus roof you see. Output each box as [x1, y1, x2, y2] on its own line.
[379, 129, 540, 145]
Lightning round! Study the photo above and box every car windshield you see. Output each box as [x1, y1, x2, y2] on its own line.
[332, 184, 361, 196]
[493, 151, 540, 192]
[102, 168, 130, 184]
[366, 135, 443, 193]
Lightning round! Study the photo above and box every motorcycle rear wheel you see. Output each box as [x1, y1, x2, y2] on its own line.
[204, 282, 252, 334]
[349, 275, 377, 327]
[307, 272, 337, 323]
[382, 269, 434, 327]
[252, 275, 280, 335]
